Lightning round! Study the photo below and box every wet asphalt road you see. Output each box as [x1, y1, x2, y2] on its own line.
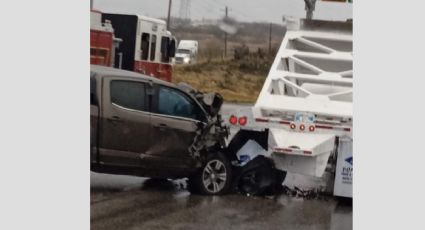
[91, 103, 352, 230]
[91, 172, 352, 230]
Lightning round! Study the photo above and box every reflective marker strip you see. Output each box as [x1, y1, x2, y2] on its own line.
[255, 117, 351, 132]
[255, 117, 290, 125]
[315, 124, 333, 129]
[255, 118, 269, 122]
[279, 120, 291, 125]
[316, 124, 351, 132]
[275, 148, 292, 152]
[274, 148, 312, 155]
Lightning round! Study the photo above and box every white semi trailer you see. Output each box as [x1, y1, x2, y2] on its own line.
[224, 18, 353, 198]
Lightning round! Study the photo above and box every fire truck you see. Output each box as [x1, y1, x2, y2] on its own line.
[90, 10, 120, 67]
[101, 13, 177, 82]
[90, 11, 177, 82]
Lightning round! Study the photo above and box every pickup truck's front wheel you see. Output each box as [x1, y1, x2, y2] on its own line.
[188, 152, 232, 195]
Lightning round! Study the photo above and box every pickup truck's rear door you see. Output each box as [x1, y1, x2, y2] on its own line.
[99, 76, 151, 167]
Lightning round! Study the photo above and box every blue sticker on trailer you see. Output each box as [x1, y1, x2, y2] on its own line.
[345, 156, 353, 166]
[341, 156, 353, 185]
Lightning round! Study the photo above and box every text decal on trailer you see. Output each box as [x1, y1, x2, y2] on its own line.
[341, 157, 353, 185]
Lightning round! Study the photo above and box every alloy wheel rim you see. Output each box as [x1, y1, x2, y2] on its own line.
[202, 160, 227, 193]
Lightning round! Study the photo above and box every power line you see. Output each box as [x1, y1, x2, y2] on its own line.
[190, 1, 216, 19]
[229, 7, 251, 20]
[209, 0, 250, 21]
[197, 0, 223, 16]
[182, 0, 250, 22]
[179, 0, 191, 19]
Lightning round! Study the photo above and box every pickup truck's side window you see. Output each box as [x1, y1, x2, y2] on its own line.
[157, 86, 204, 120]
[111, 80, 146, 111]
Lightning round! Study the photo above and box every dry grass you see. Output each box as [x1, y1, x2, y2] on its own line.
[172, 58, 269, 103]
[171, 22, 281, 103]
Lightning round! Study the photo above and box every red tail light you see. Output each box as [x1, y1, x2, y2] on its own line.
[238, 116, 247, 126]
[309, 125, 315, 132]
[290, 123, 296, 129]
[299, 124, 305, 131]
[229, 115, 238, 125]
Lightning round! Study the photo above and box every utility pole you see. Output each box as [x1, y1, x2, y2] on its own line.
[167, 0, 172, 30]
[269, 23, 272, 54]
[304, 0, 317, 20]
[224, 6, 228, 57]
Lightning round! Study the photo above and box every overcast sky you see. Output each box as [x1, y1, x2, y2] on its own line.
[93, 0, 352, 24]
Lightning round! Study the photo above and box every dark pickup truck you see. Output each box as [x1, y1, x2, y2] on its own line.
[90, 65, 232, 195]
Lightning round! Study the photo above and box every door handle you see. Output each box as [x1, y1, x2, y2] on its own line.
[107, 116, 122, 123]
[156, 123, 168, 131]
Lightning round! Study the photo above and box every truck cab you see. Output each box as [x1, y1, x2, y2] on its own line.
[101, 13, 177, 82]
[175, 40, 198, 64]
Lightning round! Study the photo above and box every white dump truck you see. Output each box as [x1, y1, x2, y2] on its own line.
[223, 18, 353, 198]
[175, 40, 198, 64]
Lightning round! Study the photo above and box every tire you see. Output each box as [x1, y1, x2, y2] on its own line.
[238, 157, 274, 196]
[274, 169, 287, 186]
[237, 157, 285, 196]
[188, 152, 232, 195]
